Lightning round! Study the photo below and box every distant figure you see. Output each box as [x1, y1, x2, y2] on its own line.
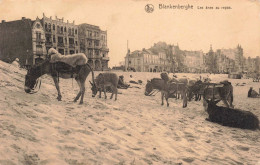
[118, 75, 130, 89]
[248, 87, 260, 98]
[129, 75, 139, 84]
[11, 58, 20, 68]
[173, 74, 178, 78]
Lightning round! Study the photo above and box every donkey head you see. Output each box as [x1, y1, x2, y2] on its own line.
[203, 98, 221, 112]
[90, 81, 98, 97]
[145, 80, 153, 96]
[24, 69, 39, 94]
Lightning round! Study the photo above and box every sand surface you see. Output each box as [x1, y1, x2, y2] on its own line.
[0, 60, 259, 165]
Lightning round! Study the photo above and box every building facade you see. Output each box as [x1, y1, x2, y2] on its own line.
[0, 17, 47, 66]
[41, 13, 80, 55]
[125, 49, 171, 72]
[183, 50, 204, 73]
[78, 23, 109, 71]
[0, 14, 110, 70]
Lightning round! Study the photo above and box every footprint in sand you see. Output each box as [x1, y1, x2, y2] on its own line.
[237, 145, 250, 151]
[182, 157, 195, 163]
[23, 153, 40, 165]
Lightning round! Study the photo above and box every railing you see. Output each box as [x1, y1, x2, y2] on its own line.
[45, 41, 53, 46]
[94, 45, 101, 49]
[87, 45, 94, 48]
[88, 54, 95, 59]
[102, 56, 110, 60]
[58, 42, 64, 47]
[35, 50, 43, 55]
[69, 44, 75, 48]
[101, 47, 109, 51]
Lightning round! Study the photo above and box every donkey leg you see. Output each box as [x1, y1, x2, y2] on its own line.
[104, 87, 107, 99]
[74, 80, 81, 102]
[183, 92, 187, 108]
[52, 77, 62, 101]
[99, 88, 102, 98]
[110, 89, 114, 99]
[228, 96, 234, 108]
[165, 93, 169, 107]
[161, 92, 164, 106]
[79, 82, 86, 104]
[114, 87, 118, 101]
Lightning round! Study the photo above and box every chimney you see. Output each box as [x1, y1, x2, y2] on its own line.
[22, 17, 26, 20]
[2, 20, 5, 23]
[50, 16, 52, 20]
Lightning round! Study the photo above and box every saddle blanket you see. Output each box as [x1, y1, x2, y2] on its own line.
[50, 53, 88, 67]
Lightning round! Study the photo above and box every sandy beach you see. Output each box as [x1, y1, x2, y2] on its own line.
[0, 60, 259, 165]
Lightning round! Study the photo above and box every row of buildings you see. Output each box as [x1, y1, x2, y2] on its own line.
[0, 13, 109, 70]
[125, 42, 260, 73]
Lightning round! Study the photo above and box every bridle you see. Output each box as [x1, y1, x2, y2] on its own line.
[28, 78, 42, 94]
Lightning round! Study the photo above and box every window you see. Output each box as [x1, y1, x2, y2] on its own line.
[75, 29, 77, 34]
[58, 37, 63, 43]
[75, 41, 78, 46]
[53, 35, 56, 43]
[61, 27, 63, 32]
[36, 32, 41, 40]
[53, 24, 55, 30]
[95, 50, 99, 56]
[69, 38, 74, 44]
[64, 27, 66, 32]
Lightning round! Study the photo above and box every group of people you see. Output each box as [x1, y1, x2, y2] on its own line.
[117, 75, 142, 89]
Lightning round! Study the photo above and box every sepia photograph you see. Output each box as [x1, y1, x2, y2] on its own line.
[0, 0, 260, 164]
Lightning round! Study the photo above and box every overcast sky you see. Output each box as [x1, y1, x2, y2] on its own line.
[0, 0, 260, 67]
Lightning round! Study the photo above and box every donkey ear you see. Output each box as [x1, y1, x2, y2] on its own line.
[214, 100, 221, 105]
[89, 81, 93, 86]
[204, 98, 210, 103]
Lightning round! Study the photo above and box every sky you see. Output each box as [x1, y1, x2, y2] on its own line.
[0, 0, 260, 67]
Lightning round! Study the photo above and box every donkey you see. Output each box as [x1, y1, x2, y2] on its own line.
[90, 73, 119, 100]
[204, 99, 260, 130]
[145, 78, 188, 108]
[24, 60, 95, 104]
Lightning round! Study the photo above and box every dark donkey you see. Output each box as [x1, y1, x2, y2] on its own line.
[24, 60, 95, 104]
[145, 78, 188, 108]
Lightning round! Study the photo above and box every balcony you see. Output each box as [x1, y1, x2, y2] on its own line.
[45, 41, 53, 46]
[88, 54, 94, 59]
[57, 31, 64, 35]
[102, 56, 110, 61]
[94, 45, 101, 49]
[69, 44, 75, 48]
[87, 45, 94, 49]
[58, 42, 65, 47]
[68, 33, 75, 37]
[35, 50, 43, 56]
[101, 47, 109, 51]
